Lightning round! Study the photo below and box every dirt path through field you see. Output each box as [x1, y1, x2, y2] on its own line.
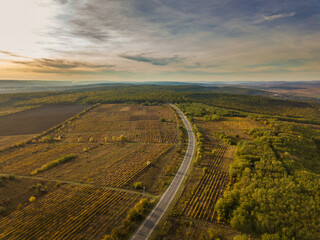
[0, 172, 156, 198]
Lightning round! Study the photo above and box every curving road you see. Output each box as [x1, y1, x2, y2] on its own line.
[130, 103, 196, 240]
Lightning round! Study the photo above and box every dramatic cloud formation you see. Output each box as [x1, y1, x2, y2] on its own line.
[0, 0, 319, 81]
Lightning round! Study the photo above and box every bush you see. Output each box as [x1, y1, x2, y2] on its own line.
[102, 235, 114, 240]
[233, 234, 250, 240]
[216, 132, 236, 145]
[40, 135, 55, 143]
[133, 182, 142, 189]
[119, 135, 127, 142]
[127, 208, 140, 221]
[17, 203, 23, 210]
[102, 198, 152, 240]
[31, 154, 77, 175]
[29, 196, 36, 202]
[36, 183, 47, 193]
[207, 228, 222, 240]
[204, 114, 221, 122]
[160, 118, 165, 122]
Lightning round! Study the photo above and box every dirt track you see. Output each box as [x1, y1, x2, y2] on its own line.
[0, 105, 88, 136]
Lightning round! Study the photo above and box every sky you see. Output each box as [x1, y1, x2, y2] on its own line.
[0, 0, 319, 82]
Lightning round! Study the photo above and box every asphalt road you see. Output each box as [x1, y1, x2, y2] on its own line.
[130, 103, 196, 240]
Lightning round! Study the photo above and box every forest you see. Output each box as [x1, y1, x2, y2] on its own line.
[215, 120, 320, 239]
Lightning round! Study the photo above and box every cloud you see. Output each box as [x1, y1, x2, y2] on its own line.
[120, 54, 182, 66]
[262, 12, 296, 21]
[13, 58, 115, 72]
[1, 0, 320, 81]
[0, 50, 26, 58]
[54, 0, 68, 4]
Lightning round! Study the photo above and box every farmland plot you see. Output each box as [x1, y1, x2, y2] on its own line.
[0, 143, 88, 175]
[50, 104, 178, 144]
[0, 184, 141, 240]
[0, 103, 181, 239]
[0, 105, 88, 136]
[37, 143, 173, 187]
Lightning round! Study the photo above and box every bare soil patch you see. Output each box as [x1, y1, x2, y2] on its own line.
[0, 105, 88, 136]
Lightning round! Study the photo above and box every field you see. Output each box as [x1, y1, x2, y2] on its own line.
[50, 104, 178, 144]
[157, 116, 263, 239]
[0, 103, 182, 239]
[0, 184, 140, 240]
[267, 86, 320, 99]
[0, 105, 88, 136]
[0, 134, 34, 149]
[0, 105, 41, 117]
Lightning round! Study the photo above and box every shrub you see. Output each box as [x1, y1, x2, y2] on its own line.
[159, 118, 165, 122]
[17, 203, 23, 210]
[127, 208, 140, 221]
[203, 167, 208, 174]
[102, 235, 114, 240]
[31, 154, 77, 175]
[207, 228, 222, 240]
[216, 132, 236, 145]
[102, 198, 152, 239]
[133, 182, 142, 189]
[204, 114, 221, 122]
[40, 135, 55, 143]
[29, 196, 36, 202]
[119, 135, 127, 142]
[233, 235, 250, 240]
[36, 183, 47, 193]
